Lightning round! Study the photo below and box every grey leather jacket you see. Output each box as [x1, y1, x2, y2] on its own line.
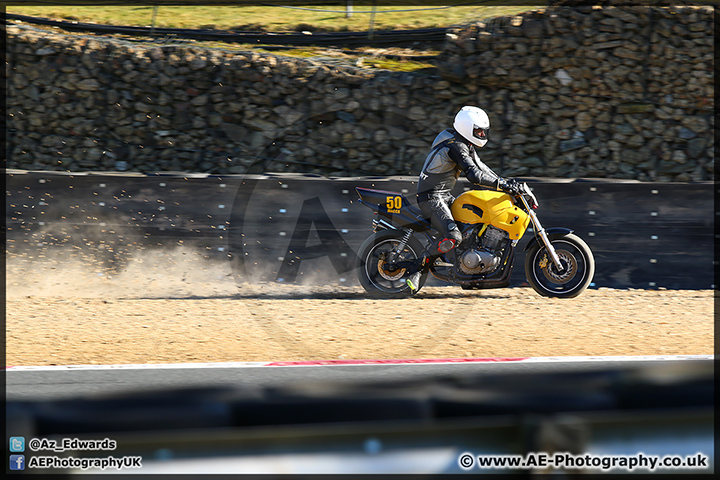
[416, 129, 500, 199]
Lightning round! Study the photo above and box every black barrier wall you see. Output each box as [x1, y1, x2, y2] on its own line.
[5, 171, 714, 290]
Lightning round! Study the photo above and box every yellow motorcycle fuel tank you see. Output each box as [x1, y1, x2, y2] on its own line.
[450, 190, 531, 240]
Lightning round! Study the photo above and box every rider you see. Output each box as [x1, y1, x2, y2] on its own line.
[406, 105, 520, 294]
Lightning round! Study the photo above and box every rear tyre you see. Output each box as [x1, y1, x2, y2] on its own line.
[525, 233, 595, 298]
[356, 230, 425, 298]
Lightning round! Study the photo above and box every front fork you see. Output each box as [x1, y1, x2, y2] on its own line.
[521, 196, 564, 271]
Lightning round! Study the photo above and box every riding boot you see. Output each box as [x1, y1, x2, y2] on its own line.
[406, 270, 422, 294]
[406, 253, 430, 294]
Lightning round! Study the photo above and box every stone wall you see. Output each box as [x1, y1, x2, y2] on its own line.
[437, 4, 714, 181]
[5, 4, 714, 181]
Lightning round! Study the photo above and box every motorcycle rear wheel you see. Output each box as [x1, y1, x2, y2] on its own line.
[356, 230, 425, 298]
[525, 233, 595, 298]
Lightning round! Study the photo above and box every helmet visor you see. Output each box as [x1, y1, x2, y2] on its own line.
[473, 126, 489, 141]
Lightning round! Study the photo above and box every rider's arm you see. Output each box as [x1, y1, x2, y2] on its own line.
[447, 142, 501, 189]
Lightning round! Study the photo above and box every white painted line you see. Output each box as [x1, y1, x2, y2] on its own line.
[518, 355, 714, 363]
[4, 355, 713, 372]
[5, 362, 271, 372]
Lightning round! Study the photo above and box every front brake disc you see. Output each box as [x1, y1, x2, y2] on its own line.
[542, 250, 577, 284]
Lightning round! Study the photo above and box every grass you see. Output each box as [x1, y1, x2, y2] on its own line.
[6, 3, 542, 73]
[170, 41, 439, 72]
[6, 4, 542, 32]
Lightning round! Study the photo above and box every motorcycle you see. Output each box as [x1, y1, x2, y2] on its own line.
[355, 182, 595, 298]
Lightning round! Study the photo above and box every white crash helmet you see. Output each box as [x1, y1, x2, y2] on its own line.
[453, 106, 490, 147]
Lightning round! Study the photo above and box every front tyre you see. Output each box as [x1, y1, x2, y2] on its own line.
[525, 233, 595, 298]
[356, 230, 425, 298]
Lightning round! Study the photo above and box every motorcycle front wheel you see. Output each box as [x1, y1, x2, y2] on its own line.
[525, 233, 595, 298]
[356, 230, 425, 298]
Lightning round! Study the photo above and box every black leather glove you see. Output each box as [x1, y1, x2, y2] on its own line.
[498, 178, 521, 196]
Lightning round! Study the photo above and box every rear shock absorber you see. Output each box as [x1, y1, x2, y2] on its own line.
[396, 230, 413, 252]
[388, 229, 413, 263]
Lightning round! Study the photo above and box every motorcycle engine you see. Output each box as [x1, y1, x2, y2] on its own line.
[458, 226, 508, 275]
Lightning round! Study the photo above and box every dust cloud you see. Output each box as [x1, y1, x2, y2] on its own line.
[6, 215, 363, 300]
[6, 244, 364, 300]
[5, 246, 240, 299]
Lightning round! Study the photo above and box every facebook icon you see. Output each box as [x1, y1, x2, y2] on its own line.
[10, 455, 25, 470]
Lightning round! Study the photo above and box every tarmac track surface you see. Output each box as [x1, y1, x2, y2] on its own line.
[6, 356, 713, 401]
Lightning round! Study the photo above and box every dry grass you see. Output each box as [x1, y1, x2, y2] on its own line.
[7, 4, 545, 72]
[7, 4, 541, 32]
